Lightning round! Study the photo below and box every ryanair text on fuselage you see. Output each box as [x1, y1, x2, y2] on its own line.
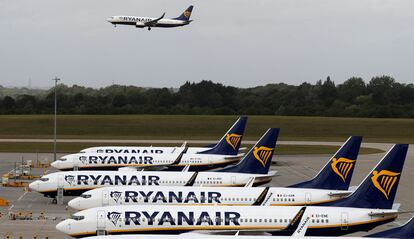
[65, 174, 161, 186]
[107, 210, 240, 227]
[80, 155, 154, 165]
[110, 190, 222, 204]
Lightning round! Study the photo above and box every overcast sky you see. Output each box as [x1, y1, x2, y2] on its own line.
[0, 0, 413, 88]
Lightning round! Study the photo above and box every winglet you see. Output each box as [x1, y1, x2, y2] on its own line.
[272, 207, 308, 236]
[244, 177, 255, 187]
[251, 187, 270, 206]
[171, 143, 188, 165]
[184, 172, 198, 186]
[182, 165, 190, 172]
[292, 212, 310, 236]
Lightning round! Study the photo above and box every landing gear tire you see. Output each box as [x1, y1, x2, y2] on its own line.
[52, 198, 57, 204]
[148, 27, 151, 31]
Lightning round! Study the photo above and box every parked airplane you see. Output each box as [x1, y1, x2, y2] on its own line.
[79, 116, 246, 155]
[52, 117, 247, 171]
[68, 136, 362, 210]
[55, 144, 408, 237]
[30, 128, 279, 198]
[80, 213, 414, 239]
[107, 6, 193, 30]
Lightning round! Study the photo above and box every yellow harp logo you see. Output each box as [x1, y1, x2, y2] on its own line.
[331, 158, 356, 182]
[371, 170, 400, 199]
[253, 146, 274, 167]
[183, 11, 191, 18]
[226, 134, 242, 150]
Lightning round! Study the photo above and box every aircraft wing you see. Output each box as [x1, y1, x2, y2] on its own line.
[145, 12, 165, 26]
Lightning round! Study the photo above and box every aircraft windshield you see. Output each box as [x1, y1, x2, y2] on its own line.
[80, 194, 91, 199]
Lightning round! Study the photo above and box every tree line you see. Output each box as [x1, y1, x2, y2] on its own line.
[0, 75, 413, 118]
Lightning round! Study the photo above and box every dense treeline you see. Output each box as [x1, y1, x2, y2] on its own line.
[0, 75, 413, 117]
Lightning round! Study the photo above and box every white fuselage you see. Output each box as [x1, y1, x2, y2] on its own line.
[107, 16, 189, 28]
[56, 205, 398, 237]
[68, 185, 350, 210]
[52, 150, 240, 171]
[84, 235, 386, 239]
[79, 146, 210, 154]
[29, 171, 276, 197]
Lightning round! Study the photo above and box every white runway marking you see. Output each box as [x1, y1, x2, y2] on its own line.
[17, 191, 28, 201]
[8, 204, 14, 211]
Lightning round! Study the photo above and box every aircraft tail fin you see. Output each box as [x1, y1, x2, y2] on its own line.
[326, 144, 408, 209]
[217, 128, 279, 174]
[289, 136, 362, 190]
[366, 216, 414, 238]
[198, 116, 247, 155]
[175, 5, 193, 21]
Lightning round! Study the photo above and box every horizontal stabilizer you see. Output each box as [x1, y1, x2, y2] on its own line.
[328, 191, 353, 197]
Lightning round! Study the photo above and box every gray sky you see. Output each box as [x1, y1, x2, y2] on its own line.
[0, 0, 413, 88]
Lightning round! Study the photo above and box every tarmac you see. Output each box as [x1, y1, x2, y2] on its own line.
[0, 143, 413, 239]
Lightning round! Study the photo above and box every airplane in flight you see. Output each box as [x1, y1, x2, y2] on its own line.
[55, 144, 408, 237]
[78, 211, 414, 239]
[29, 128, 279, 198]
[68, 136, 362, 210]
[51, 117, 247, 171]
[107, 6, 193, 31]
[56, 144, 408, 237]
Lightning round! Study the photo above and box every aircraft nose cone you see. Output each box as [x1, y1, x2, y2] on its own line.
[29, 181, 39, 191]
[68, 198, 80, 210]
[56, 220, 71, 234]
[50, 161, 59, 169]
[107, 17, 113, 22]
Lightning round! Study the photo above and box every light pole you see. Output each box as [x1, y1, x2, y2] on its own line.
[53, 77, 60, 162]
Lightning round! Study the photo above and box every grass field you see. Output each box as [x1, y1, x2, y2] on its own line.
[0, 142, 383, 155]
[0, 115, 412, 143]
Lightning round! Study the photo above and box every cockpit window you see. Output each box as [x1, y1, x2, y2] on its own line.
[40, 178, 49, 182]
[80, 194, 91, 199]
[71, 215, 85, 221]
[60, 158, 67, 161]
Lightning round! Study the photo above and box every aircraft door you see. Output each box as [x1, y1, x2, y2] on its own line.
[341, 212, 349, 230]
[305, 192, 311, 205]
[96, 210, 106, 235]
[102, 190, 109, 206]
[231, 176, 236, 185]
[73, 157, 79, 171]
[57, 174, 64, 188]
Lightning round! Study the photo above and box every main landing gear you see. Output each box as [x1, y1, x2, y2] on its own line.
[147, 27, 151, 31]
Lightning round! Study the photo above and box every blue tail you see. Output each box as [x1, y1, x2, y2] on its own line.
[217, 128, 279, 174]
[288, 136, 362, 190]
[325, 144, 408, 209]
[174, 6, 193, 21]
[366, 216, 414, 238]
[198, 116, 247, 155]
